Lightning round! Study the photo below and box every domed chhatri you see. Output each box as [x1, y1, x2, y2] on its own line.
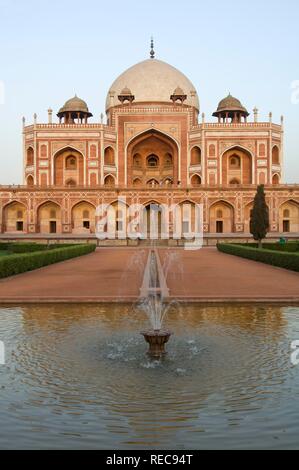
[106, 59, 199, 111]
[213, 93, 249, 123]
[57, 95, 93, 124]
[118, 87, 135, 104]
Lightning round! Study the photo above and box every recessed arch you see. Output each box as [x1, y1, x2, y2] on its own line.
[53, 146, 84, 186]
[104, 146, 115, 166]
[190, 174, 202, 187]
[65, 178, 77, 187]
[190, 146, 202, 166]
[26, 175, 34, 187]
[3, 201, 27, 233]
[279, 200, 299, 233]
[209, 200, 235, 233]
[133, 178, 142, 187]
[37, 201, 62, 234]
[221, 145, 254, 185]
[104, 174, 116, 187]
[272, 173, 280, 185]
[272, 145, 280, 165]
[126, 128, 180, 186]
[71, 201, 96, 234]
[26, 147, 34, 166]
[147, 179, 160, 187]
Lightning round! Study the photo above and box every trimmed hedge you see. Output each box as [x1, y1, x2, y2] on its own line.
[0, 244, 96, 279]
[0, 242, 78, 254]
[217, 243, 299, 273]
[235, 242, 299, 253]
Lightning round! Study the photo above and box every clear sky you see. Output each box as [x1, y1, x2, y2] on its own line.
[0, 0, 299, 184]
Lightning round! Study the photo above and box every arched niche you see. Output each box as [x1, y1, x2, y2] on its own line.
[3, 202, 27, 233]
[53, 147, 84, 186]
[72, 201, 96, 234]
[209, 201, 234, 233]
[127, 130, 178, 187]
[37, 201, 61, 234]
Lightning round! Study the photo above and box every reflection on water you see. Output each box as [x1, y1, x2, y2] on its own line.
[1, 304, 299, 449]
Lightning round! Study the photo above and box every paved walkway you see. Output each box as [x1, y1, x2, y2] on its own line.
[0, 249, 147, 303]
[0, 247, 299, 303]
[159, 248, 299, 302]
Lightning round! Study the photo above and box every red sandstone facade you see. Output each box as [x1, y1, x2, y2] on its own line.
[0, 51, 298, 241]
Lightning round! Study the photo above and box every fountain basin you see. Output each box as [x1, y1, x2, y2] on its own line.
[141, 329, 172, 358]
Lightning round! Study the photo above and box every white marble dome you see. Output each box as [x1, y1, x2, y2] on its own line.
[106, 59, 199, 111]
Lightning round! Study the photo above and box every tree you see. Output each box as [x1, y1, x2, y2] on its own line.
[250, 185, 270, 248]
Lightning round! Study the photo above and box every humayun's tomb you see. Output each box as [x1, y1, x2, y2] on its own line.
[0, 42, 299, 245]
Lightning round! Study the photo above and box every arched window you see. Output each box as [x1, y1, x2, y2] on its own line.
[147, 155, 159, 167]
[191, 175, 201, 187]
[133, 153, 141, 167]
[27, 175, 34, 187]
[272, 174, 280, 185]
[104, 175, 115, 187]
[191, 147, 201, 165]
[283, 209, 290, 218]
[230, 179, 240, 185]
[17, 210, 23, 219]
[164, 178, 173, 186]
[104, 147, 115, 166]
[216, 210, 223, 219]
[26, 148, 34, 166]
[65, 156, 77, 170]
[66, 179, 77, 187]
[164, 153, 173, 166]
[147, 179, 159, 187]
[272, 146, 280, 164]
[133, 178, 142, 187]
[230, 156, 241, 168]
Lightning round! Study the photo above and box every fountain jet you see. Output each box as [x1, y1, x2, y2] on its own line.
[139, 249, 172, 358]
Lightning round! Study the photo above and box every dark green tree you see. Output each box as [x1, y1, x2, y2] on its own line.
[250, 185, 270, 248]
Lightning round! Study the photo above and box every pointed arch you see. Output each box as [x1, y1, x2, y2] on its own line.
[272, 145, 280, 165]
[221, 145, 254, 185]
[26, 146, 34, 166]
[53, 146, 84, 186]
[37, 201, 62, 234]
[71, 201, 96, 234]
[126, 128, 180, 186]
[26, 175, 34, 187]
[104, 174, 116, 187]
[3, 201, 27, 233]
[190, 174, 202, 187]
[209, 200, 235, 233]
[104, 146, 115, 166]
[272, 173, 280, 185]
[278, 200, 299, 233]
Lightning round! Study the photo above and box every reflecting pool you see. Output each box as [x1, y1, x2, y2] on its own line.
[0, 304, 299, 450]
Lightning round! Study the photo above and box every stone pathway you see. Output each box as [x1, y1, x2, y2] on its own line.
[0, 248, 147, 303]
[159, 248, 299, 302]
[0, 247, 299, 303]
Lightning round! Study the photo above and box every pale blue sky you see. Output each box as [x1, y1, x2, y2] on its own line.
[0, 0, 299, 184]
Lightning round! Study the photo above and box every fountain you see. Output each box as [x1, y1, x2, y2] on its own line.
[139, 249, 172, 358]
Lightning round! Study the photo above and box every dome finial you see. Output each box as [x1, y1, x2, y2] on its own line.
[150, 36, 155, 59]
